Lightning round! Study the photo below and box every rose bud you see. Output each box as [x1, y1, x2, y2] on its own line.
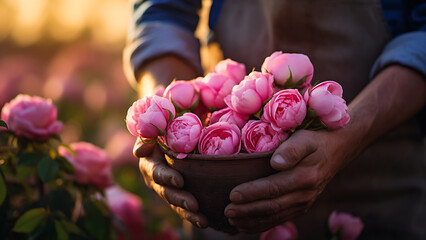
[262, 89, 307, 131]
[126, 95, 175, 140]
[106, 186, 145, 240]
[225, 71, 274, 115]
[306, 81, 350, 129]
[166, 113, 203, 158]
[163, 80, 199, 111]
[261, 51, 313, 87]
[59, 142, 113, 189]
[242, 120, 289, 153]
[213, 58, 246, 84]
[260, 221, 298, 240]
[1, 94, 63, 140]
[328, 211, 364, 240]
[198, 122, 241, 155]
[209, 107, 250, 129]
[197, 73, 236, 110]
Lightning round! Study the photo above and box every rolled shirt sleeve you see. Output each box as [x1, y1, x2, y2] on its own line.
[123, 0, 203, 87]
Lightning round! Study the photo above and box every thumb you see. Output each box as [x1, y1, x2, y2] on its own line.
[271, 130, 317, 171]
[133, 138, 157, 157]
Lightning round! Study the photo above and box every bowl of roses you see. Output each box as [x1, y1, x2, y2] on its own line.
[126, 51, 350, 233]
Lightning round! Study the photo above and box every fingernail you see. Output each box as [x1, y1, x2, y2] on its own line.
[228, 218, 235, 226]
[183, 201, 189, 210]
[195, 221, 202, 228]
[225, 209, 236, 218]
[171, 177, 178, 187]
[272, 154, 286, 165]
[230, 191, 243, 202]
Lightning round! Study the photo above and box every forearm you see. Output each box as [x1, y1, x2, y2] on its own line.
[337, 65, 426, 162]
[137, 55, 199, 97]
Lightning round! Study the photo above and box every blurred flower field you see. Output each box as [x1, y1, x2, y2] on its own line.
[0, 0, 184, 239]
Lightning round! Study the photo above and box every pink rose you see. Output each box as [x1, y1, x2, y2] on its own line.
[166, 113, 203, 158]
[225, 71, 274, 115]
[59, 142, 113, 189]
[213, 58, 246, 84]
[262, 89, 307, 131]
[198, 122, 241, 155]
[163, 80, 199, 111]
[126, 95, 176, 140]
[306, 81, 350, 130]
[328, 211, 364, 240]
[152, 226, 180, 240]
[242, 120, 289, 153]
[260, 222, 298, 240]
[106, 186, 144, 240]
[209, 107, 250, 129]
[0, 94, 63, 140]
[197, 73, 236, 110]
[261, 51, 313, 87]
[153, 85, 165, 96]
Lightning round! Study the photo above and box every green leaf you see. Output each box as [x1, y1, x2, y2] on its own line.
[17, 166, 34, 182]
[56, 156, 75, 174]
[151, 124, 165, 136]
[0, 120, 7, 129]
[83, 200, 109, 240]
[61, 220, 87, 238]
[18, 152, 44, 166]
[54, 220, 69, 240]
[162, 107, 175, 123]
[0, 172, 6, 205]
[38, 157, 59, 183]
[13, 208, 48, 233]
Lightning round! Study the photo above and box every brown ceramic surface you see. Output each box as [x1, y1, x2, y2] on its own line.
[160, 147, 277, 233]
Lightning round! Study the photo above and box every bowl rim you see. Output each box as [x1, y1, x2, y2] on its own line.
[159, 145, 274, 161]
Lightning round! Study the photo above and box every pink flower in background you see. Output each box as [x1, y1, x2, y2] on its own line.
[197, 73, 236, 110]
[126, 95, 175, 140]
[328, 211, 364, 240]
[105, 130, 137, 167]
[59, 142, 113, 189]
[262, 89, 307, 131]
[163, 80, 199, 111]
[198, 122, 241, 155]
[209, 107, 250, 129]
[260, 221, 298, 240]
[306, 81, 350, 130]
[213, 58, 246, 84]
[262, 51, 313, 87]
[242, 120, 289, 153]
[166, 113, 203, 158]
[0, 94, 63, 140]
[225, 71, 274, 115]
[106, 186, 145, 240]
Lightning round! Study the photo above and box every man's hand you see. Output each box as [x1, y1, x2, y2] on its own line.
[134, 138, 208, 228]
[224, 65, 426, 233]
[224, 129, 347, 233]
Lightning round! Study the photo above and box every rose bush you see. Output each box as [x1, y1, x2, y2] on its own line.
[0, 94, 63, 140]
[59, 142, 113, 189]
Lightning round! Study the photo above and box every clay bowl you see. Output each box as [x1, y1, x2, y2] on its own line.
[160, 147, 277, 233]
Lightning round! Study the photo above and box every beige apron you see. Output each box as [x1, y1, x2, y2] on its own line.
[207, 0, 426, 239]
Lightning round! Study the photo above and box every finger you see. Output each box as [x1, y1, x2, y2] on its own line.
[139, 147, 184, 188]
[133, 137, 156, 158]
[271, 130, 317, 171]
[225, 190, 315, 219]
[150, 181, 200, 212]
[170, 205, 209, 229]
[228, 205, 307, 233]
[230, 167, 319, 203]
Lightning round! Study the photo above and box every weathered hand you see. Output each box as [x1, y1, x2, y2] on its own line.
[224, 129, 347, 233]
[134, 138, 208, 228]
